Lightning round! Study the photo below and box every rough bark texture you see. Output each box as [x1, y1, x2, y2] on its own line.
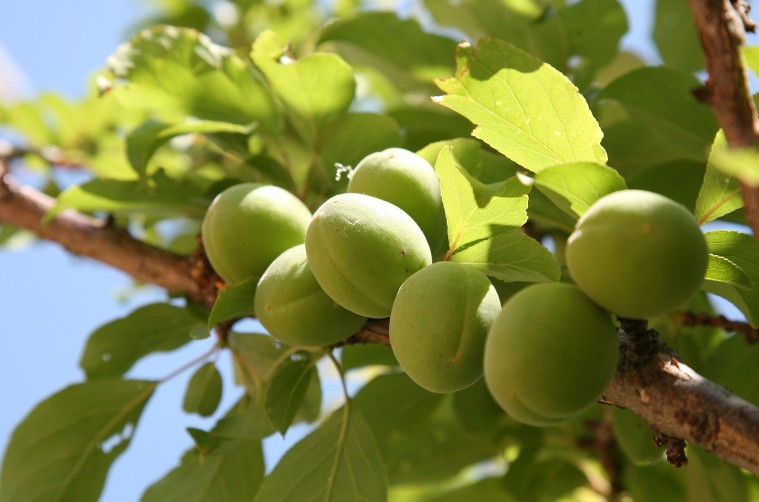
[687, 0, 759, 242]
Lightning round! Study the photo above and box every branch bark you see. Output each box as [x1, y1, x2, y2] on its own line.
[3, 173, 759, 474]
[687, 0, 759, 241]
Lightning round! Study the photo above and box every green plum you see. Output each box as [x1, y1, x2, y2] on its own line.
[390, 261, 501, 393]
[566, 189, 708, 319]
[201, 183, 312, 284]
[484, 282, 618, 427]
[254, 244, 367, 346]
[305, 193, 432, 318]
[347, 148, 446, 255]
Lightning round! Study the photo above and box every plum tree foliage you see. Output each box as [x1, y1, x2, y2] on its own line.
[4, 0, 759, 501]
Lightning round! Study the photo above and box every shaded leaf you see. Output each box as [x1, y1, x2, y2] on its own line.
[80, 303, 204, 379]
[264, 358, 317, 435]
[695, 131, 743, 225]
[0, 380, 155, 502]
[611, 408, 663, 464]
[702, 230, 759, 326]
[106, 25, 278, 128]
[533, 162, 626, 219]
[208, 277, 258, 327]
[340, 344, 397, 372]
[141, 439, 264, 502]
[183, 362, 223, 417]
[653, 0, 704, 72]
[435, 38, 607, 172]
[449, 229, 561, 283]
[319, 12, 457, 81]
[255, 408, 387, 502]
[683, 447, 749, 502]
[598, 67, 718, 161]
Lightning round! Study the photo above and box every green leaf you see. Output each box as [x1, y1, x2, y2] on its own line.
[183, 362, 223, 417]
[704, 331, 759, 407]
[213, 394, 276, 441]
[0, 380, 155, 502]
[708, 144, 759, 186]
[318, 12, 457, 81]
[80, 303, 204, 379]
[251, 31, 355, 142]
[435, 38, 607, 173]
[127, 119, 252, 178]
[598, 67, 718, 161]
[611, 407, 663, 464]
[653, 0, 704, 72]
[47, 170, 209, 220]
[435, 146, 529, 251]
[450, 229, 561, 283]
[228, 332, 289, 388]
[695, 131, 743, 225]
[105, 25, 278, 128]
[264, 358, 317, 435]
[255, 408, 387, 502]
[683, 447, 749, 502]
[141, 439, 265, 502]
[208, 277, 259, 327]
[340, 344, 398, 371]
[702, 230, 759, 326]
[533, 162, 626, 220]
[706, 254, 752, 290]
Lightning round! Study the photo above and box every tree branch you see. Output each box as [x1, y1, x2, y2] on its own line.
[687, 0, 759, 241]
[3, 173, 759, 474]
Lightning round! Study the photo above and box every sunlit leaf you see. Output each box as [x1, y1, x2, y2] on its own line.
[706, 254, 752, 290]
[251, 31, 355, 142]
[183, 362, 223, 417]
[709, 145, 759, 187]
[450, 229, 560, 283]
[702, 230, 759, 326]
[105, 25, 278, 128]
[533, 162, 626, 219]
[435, 146, 529, 251]
[0, 380, 155, 502]
[80, 303, 204, 379]
[435, 38, 607, 172]
[695, 131, 743, 225]
[255, 408, 387, 501]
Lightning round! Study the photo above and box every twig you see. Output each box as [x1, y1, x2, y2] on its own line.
[676, 311, 759, 344]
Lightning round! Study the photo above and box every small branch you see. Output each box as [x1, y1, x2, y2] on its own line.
[676, 311, 759, 344]
[687, 0, 759, 241]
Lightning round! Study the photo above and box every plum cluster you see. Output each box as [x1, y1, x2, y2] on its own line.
[201, 151, 709, 428]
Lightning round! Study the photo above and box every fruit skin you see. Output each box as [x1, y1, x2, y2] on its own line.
[484, 282, 618, 427]
[347, 148, 446, 255]
[390, 262, 501, 394]
[201, 183, 312, 284]
[254, 245, 367, 346]
[305, 193, 432, 318]
[566, 189, 708, 319]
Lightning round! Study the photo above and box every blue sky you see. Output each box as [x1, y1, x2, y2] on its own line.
[0, 1, 661, 501]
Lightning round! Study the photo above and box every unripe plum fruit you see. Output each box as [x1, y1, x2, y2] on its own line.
[566, 189, 708, 319]
[347, 148, 446, 254]
[254, 245, 367, 346]
[305, 193, 432, 318]
[484, 282, 618, 427]
[201, 183, 312, 284]
[390, 262, 501, 393]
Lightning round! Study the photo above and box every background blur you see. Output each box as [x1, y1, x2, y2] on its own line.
[0, 1, 687, 501]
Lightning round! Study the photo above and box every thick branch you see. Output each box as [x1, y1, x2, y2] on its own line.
[602, 322, 759, 475]
[687, 0, 759, 240]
